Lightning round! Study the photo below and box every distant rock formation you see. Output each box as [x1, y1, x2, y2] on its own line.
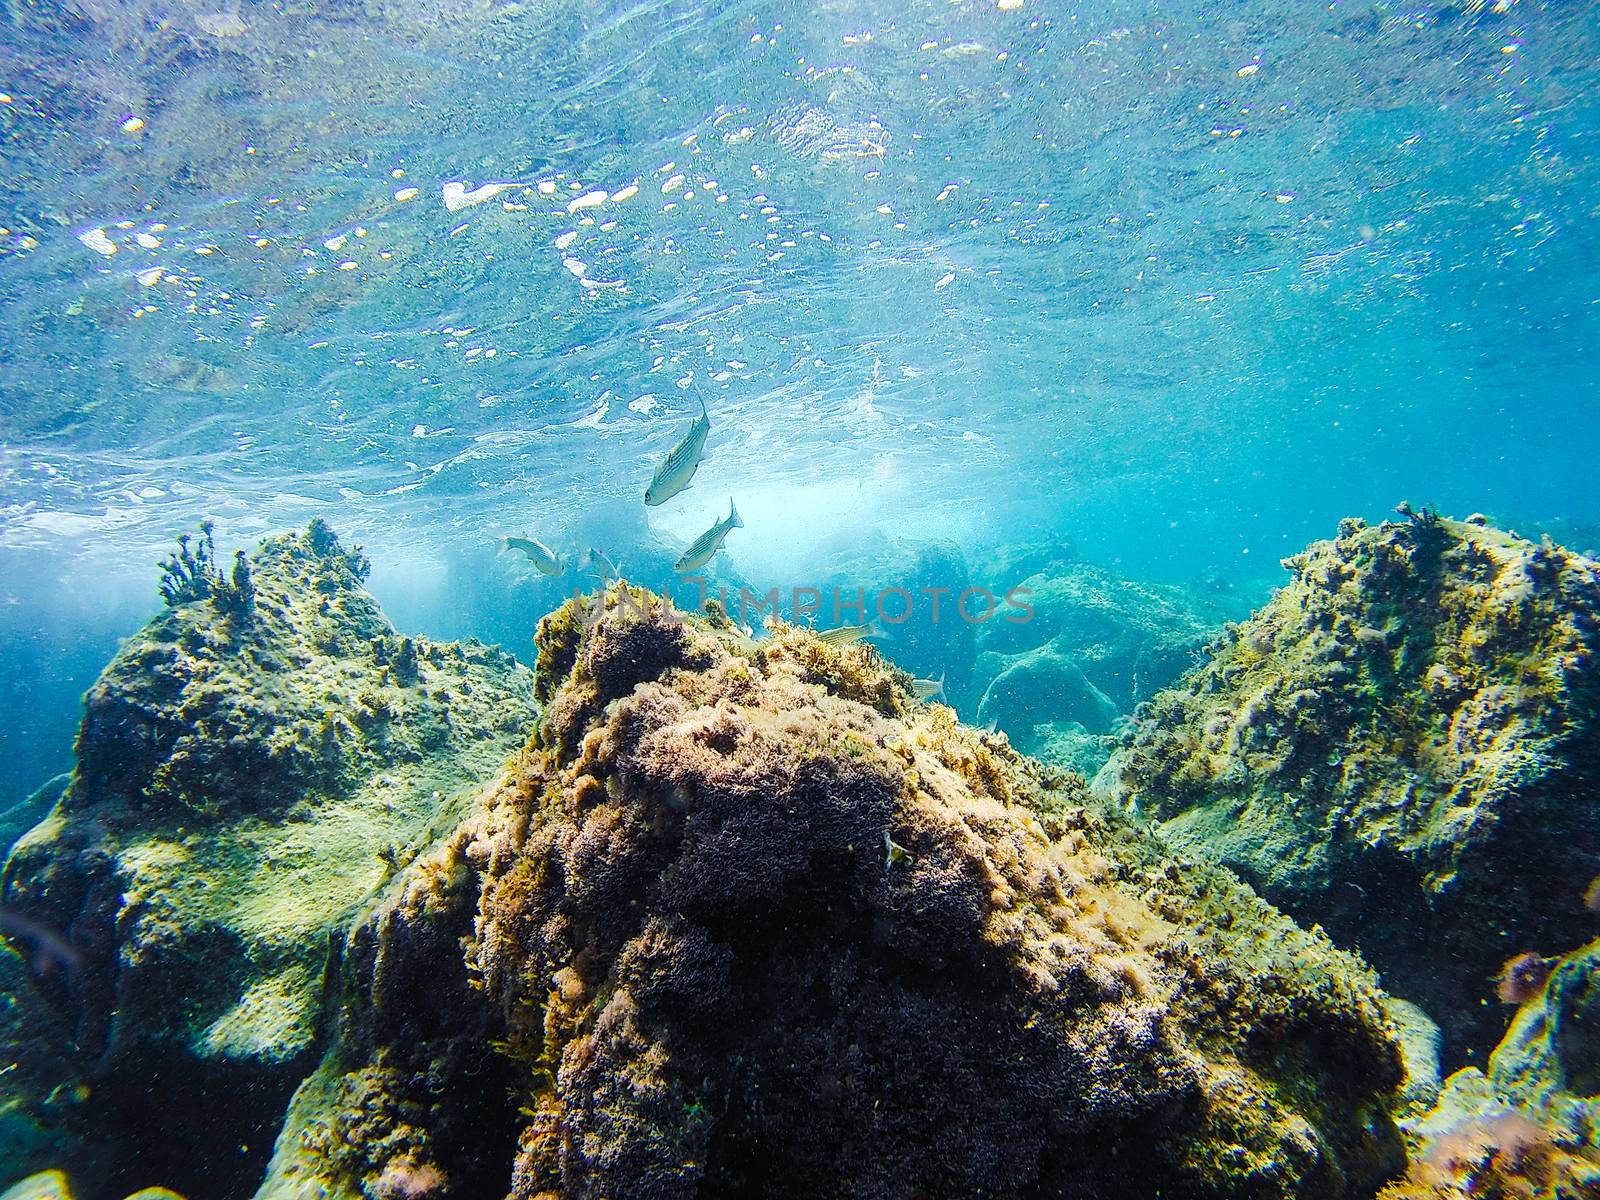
[260, 586, 1406, 1200]
[974, 558, 1247, 774]
[1099, 512, 1600, 1059]
[0, 521, 538, 1199]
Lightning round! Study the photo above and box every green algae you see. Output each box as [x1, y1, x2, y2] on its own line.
[263, 587, 1407, 1200]
[0, 520, 539, 1199]
[1100, 513, 1600, 1059]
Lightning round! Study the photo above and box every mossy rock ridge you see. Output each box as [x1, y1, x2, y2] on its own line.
[262, 584, 1409, 1200]
[1101, 514, 1600, 1060]
[0, 521, 539, 1199]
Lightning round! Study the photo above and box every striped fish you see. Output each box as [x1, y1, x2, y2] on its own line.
[644, 399, 710, 506]
[580, 546, 624, 584]
[500, 535, 564, 575]
[817, 621, 883, 647]
[674, 499, 743, 573]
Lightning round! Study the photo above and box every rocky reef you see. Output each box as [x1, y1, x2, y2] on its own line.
[806, 533, 1246, 774]
[973, 551, 1248, 775]
[0, 521, 538, 1199]
[34, 514, 1600, 1196]
[1380, 937, 1600, 1197]
[1099, 512, 1600, 1060]
[260, 585, 1408, 1200]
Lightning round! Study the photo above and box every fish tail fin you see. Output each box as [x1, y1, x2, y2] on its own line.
[728, 498, 743, 528]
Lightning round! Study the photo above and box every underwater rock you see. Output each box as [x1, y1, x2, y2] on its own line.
[1484, 937, 1600, 1137]
[972, 560, 1247, 774]
[263, 584, 1407, 1200]
[0, 1173, 186, 1200]
[977, 641, 1122, 736]
[0, 521, 538, 1199]
[0, 1173, 73, 1200]
[1385, 997, 1445, 1116]
[0, 774, 69, 861]
[1100, 513, 1600, 1060]
[0, 943, 85, 1190]
[1377, 938, 1600, 1197]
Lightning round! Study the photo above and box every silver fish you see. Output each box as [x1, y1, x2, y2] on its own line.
[645, 399, 710, 506]
[817, 620, 883, 647]
[580, 546, 624, 583]
[0, 908, 82, 977]
[674, 498, 743, 573]
[911, 672, 946, 702]
[501, 535, 564, 575]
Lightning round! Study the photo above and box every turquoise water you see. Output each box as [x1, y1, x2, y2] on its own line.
[3, 1, 1599, 794]
[5, 0, 1597, 807]
[0, 0, 1590, 832]
[3, 3, 1600, 1196]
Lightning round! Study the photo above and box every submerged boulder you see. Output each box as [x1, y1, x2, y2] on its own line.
[0, 521, 538, 1199]
[0, 775, 68, 862]
[263, 585, 1407, 1200]
[1100, 512, 1600, 1059]
[972, 559, 1246, 774]
[1378, 938, 1600, 1198]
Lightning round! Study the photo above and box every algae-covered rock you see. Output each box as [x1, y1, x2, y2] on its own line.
[1099, 513, 1600, 1059]
[0, 1172, 73, 1200]
[1376, 938, 1600, 1198]
[0, 521, 538, 1199]
[1484, 938, 1600, 1138]
[0, 775, 68, 862]
[0, 944, 86, 1190]
[265, 585, 1407, 1200]
[0, 1173, 186, 1200]
[974, 560, 1245, 774]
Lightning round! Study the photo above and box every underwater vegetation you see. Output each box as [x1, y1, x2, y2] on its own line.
[0, 521, 537, 1198]
[1100, 511, 1600, 1061]
[9, 512, 1600, 1197]
[156, 519, 256, 616]
[257, 583, 1406, 1200]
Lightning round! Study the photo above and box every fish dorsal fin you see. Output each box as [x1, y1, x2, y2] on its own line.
[657, 413, 703, 477]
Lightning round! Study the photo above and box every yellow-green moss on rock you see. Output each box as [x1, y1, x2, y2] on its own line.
[267, 587, 1408, 1200]
[0, 521, 538, 1200]
[1100, 513, 1600, 1058]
